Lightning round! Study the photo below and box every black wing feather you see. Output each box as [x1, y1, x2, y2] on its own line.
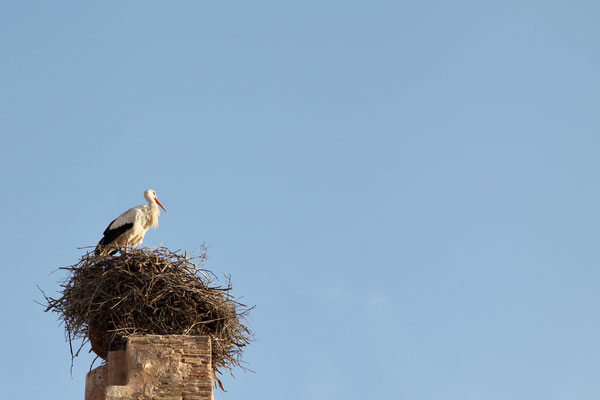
[95, 222, 134, 255]
[103, 218, 118, 235]
[98, 222, 133, 247]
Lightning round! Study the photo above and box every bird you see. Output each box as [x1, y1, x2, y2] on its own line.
[95, 189, 167, 256]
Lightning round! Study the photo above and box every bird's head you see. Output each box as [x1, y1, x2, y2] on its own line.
[144, 189, 167, 212]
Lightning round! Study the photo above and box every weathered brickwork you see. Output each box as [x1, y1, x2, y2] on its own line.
[85, 335, 213, 400]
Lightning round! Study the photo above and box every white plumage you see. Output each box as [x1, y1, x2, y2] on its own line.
[95, 189, 167, 256]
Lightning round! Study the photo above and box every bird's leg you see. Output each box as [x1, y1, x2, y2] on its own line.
[124, 237, 129, 254]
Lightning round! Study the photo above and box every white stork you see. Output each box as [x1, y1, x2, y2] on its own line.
[95, 189, 167, 256]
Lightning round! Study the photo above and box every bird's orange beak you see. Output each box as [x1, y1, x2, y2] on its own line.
[156, 197, 167, 212]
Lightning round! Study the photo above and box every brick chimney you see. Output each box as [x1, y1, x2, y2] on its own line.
[85, 335, 214, 400]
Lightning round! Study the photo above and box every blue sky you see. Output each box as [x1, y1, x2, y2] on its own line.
[2, 1, 600, 399]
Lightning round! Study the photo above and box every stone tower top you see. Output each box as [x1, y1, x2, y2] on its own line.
[86, 335, 213, 400]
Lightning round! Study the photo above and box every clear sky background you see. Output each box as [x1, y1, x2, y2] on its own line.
[1, 1, 600, 399]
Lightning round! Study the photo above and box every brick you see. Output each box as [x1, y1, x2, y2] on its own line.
[85, 335, 213, 400]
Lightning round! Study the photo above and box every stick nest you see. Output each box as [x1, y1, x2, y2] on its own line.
[43, 246, 252, 384]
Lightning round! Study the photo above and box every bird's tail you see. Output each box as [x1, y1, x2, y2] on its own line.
[95, 232, 116, 256]
[94, 241, 118, 257]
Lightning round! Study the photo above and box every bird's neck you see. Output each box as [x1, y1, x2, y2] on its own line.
[147, 202, 160, 228]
